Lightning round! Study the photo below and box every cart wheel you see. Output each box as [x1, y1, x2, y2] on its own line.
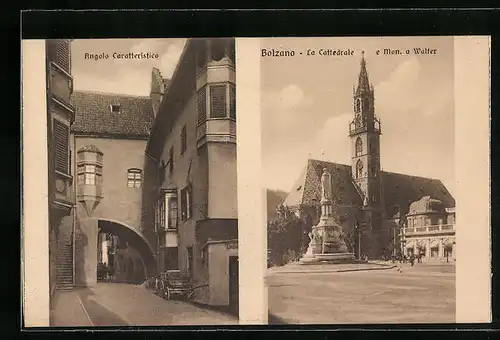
[165, 287, 171, 300]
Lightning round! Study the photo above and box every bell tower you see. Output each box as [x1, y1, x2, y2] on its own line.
[349, 52, 382, 208]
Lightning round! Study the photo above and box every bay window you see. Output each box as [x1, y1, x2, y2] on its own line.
[77, 163, 102, 185]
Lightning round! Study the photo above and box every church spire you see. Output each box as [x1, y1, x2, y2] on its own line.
[356, 51, 371, 95]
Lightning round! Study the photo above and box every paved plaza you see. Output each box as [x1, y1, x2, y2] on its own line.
[267, 262, 455, 324]
[51, 283, 238, 327]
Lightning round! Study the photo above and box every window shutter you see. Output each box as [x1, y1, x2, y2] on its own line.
[181, 126, 187, 154]
[197, 87, 207, 124]
[210, 85, 227, 118]
[181, 188, 187, 220]
[54, 119, 69, 174]
[187, 185, 192, 219]
[229, 85, 236, 119]
[48, 40, 70, 73]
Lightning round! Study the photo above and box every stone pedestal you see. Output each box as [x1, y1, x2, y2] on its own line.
[299, 169, 356, 265]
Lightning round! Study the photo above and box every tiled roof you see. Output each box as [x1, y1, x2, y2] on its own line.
[71, 91, 154, 138]
[283, 159, 455, 218]
[284, 159, 363, 208]
[380, 170, 455, 216]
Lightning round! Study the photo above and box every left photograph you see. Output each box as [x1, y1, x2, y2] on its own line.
[43, 38, 238, 326]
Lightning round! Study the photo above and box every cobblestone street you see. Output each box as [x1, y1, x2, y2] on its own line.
[51, 283, 238, 326]
[267, 263, 455, 324]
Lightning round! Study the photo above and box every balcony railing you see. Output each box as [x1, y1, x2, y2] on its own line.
[402, 224, 455, 235]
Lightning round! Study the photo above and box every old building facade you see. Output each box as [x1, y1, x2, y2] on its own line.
[45, 39, 76, 300]
[282, 54, 456, 260]
[53, 89, 157, 288]
[397, 199, 455, 261]
[144, 38, 238, 309]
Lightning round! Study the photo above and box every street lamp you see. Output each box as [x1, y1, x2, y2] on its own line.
[354, 220, 361, 260]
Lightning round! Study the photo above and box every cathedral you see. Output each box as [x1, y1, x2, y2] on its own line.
[281, 53, 456, 260]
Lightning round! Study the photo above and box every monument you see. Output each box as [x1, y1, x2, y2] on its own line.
[300, 168, 355, 264]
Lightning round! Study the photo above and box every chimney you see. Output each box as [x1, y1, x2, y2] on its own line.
[150, 67, 166, 117]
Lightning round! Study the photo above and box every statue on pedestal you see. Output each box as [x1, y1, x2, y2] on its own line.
[321, 168, 333, 202]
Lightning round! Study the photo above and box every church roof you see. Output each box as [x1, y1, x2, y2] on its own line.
[283, 159, 455, 217]
[284, 159, 363, 208]
[71, 90, 154, 138]
[356, 52, 372, 95]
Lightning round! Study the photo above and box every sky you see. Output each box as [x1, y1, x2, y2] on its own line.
[261, 37, 456, 197]
[71, 38, 186, 96]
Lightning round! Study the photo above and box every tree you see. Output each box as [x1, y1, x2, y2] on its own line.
[267, 206, 305, 267]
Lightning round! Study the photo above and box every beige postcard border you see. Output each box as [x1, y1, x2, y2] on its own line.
[454, 36, 491, 323]
[237, 38, 268, 324]
[22, 40, 50, 327]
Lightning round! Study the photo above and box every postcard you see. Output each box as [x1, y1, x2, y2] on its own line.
[22, 36, 490, 328]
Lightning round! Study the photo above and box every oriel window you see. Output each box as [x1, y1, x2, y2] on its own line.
[78, 164, 102, 185]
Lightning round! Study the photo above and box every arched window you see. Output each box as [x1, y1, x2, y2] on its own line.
[363, 98, 370, 111]
[356, 160, 363, 178]
[127, 169, 142, 188]
[355, 137, 363, 156]
[355, 98, 361, 112]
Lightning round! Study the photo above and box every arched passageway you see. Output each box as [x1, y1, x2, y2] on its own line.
[98, 219, 156, 282]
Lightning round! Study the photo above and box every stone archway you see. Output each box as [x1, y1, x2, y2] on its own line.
[98, 219, 155, 280]
[74, 218, 156, 287]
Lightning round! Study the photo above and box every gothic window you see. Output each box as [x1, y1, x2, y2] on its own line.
[356, 160, 363, 178]
[355, 137, 363, 156]
[127, 169, 142, 188]
[355, 98, 361, 113]
[363, 98, 370, 111]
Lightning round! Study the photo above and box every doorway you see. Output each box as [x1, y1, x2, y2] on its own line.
[228, 256, 239, 315]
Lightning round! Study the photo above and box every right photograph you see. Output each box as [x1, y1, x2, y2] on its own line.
[262, 37, 456, 324]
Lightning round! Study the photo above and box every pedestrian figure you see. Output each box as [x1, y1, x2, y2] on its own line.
[410, 254, 415, 267]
